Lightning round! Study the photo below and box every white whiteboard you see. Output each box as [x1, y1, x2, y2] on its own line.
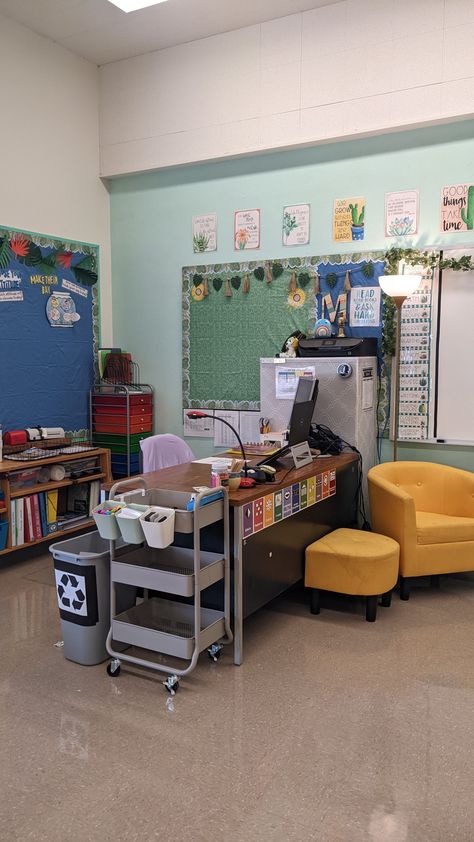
[436, 249, 474, 442]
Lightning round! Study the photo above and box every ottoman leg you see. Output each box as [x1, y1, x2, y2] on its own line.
[380, 591, 392, 608]
[310, 588, 321, 615]
[400, 576, 411, 601]
[366, 595, 377, 622]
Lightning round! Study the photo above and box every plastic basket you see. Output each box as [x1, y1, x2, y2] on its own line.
[116, 504, 152, 544]
[140, 506, 175, 549]
[92, 501, 124, 539]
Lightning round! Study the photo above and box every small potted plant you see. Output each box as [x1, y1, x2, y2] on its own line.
[349, 203, 365, 240]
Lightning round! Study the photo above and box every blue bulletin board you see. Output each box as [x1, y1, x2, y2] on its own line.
[0, 225, 99, 436]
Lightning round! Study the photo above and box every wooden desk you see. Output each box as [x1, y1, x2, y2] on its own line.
[104, 453, 359, 664]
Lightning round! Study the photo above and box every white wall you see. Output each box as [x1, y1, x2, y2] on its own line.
[0, 13, 112, 343]
[100, 0, 474, 177]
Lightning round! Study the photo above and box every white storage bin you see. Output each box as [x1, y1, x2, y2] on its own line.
[92, 501, 124, 539]
[140, 506, 175, 549]
[116, 504, 152, 544]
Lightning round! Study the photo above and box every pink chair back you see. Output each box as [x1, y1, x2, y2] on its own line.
[139, 434, 194, 473]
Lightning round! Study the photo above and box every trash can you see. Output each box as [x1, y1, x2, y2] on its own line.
[49, 531, 136, 666]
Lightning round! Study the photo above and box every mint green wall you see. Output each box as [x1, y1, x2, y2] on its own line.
[110, 120, 474, 462]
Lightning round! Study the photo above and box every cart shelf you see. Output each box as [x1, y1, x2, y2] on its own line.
[111, 545, 224, 596]
[112, 597, 225, 660]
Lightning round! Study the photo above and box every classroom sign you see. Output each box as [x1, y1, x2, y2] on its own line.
[349, 286, 381, 327]
[385, 190, 419, 236]
[192, 213, 217, 253]
[440, 184, 474, 233]
[333, 197, 366, 243]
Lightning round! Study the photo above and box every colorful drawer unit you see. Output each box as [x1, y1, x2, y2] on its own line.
[90, 385, 154, 478]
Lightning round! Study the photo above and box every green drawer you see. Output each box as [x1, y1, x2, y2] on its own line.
[93, 432, 153, 452]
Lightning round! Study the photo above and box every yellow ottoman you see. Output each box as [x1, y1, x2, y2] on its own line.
[305, 528, 400, 622]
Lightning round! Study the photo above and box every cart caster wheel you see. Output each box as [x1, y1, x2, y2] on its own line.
[207, 643, 223, 662]
[107, 659, 121, 677]
[163, 676, 179, 695]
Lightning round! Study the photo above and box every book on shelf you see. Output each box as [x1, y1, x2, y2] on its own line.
[46, 489, 58, 534]
[32, 495, 42, 540]
[15, 498, 24, 546]
[10, 501, 16, 546]
[24, 496, 34, 543]
[38, 493, 48, 537]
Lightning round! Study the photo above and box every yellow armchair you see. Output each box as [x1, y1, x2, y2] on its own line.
[368, 462, 474, 600]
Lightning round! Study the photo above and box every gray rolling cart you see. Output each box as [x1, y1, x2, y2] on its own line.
[104, 479, 233, 694]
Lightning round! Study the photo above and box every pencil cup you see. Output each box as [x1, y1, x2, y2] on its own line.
[140, 506, 175, 549]
[92, 501, 125, 540]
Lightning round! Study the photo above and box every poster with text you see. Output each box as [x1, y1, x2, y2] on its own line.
[282, 204, 310, 246]
[440, 184, 474, 233]
[192, 213, 217, 253]
[333, 197, 365, 243]
[349, 286, 381, 327]
[234, 209, 260, 250]
[385, 190, 419, 236]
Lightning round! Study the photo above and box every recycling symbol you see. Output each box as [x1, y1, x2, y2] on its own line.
[56, 572, 87, 616]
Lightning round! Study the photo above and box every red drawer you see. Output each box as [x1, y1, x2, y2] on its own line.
[94, 419, 153, 434]
[92, 404, 152, 417]
[93, 394, 153, 407]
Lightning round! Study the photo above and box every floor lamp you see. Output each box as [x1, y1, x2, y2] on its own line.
[379, 273, 422, 461]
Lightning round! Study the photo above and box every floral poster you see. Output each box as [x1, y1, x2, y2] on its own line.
[282, 204, 310, 246]
[192, 213, 217, 253]
[333, 197, 365, 243]
[234, 209, 260, 250]
[440, 184, 474, 233]
[385, 190, 419, 236]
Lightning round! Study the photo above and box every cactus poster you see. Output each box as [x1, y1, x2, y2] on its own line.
[333, 197, 366, 243]
[441, 184, 474, 233]
[192, 213, 217, 252]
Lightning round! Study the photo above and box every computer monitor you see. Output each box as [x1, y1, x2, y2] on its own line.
[257, 377, 319, 467]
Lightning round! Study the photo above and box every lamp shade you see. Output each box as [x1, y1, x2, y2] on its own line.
[379, 274, 422, 298]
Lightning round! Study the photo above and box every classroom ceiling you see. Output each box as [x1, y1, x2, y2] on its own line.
[0, 0, 342, 65]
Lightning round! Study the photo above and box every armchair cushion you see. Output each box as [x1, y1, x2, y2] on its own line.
[416, 511, 474, 545]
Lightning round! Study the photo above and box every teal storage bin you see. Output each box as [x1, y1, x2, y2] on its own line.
[0, 521, 8, 551]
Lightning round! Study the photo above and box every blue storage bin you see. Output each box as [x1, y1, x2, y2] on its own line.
[0, 521, 8, 551]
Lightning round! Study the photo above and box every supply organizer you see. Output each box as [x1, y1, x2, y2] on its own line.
[97, 478, 233, 693]
[90, 383, 154, 478]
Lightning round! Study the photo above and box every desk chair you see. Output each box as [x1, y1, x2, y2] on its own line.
[368, 462, 474, 600]
[140, 434, 194, 472]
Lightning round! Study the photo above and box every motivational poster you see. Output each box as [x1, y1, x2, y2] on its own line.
[234, 209, 260, 250]
[282, 204, 310, 246]
[349, 286, 381, 327]
[385, 190, 419, 236]
[192, 213, 217, 253]
[333, 197, 365, 243]
[440, 184, 474, 233]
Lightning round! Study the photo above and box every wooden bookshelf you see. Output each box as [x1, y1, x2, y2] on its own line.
[0, 448, 111, 555]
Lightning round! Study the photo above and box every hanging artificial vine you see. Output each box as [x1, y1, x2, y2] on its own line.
[382, 247, 474, 356]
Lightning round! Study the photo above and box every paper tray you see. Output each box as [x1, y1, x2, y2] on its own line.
[111, 546, 224, 595]
[112, 597, 225, 659]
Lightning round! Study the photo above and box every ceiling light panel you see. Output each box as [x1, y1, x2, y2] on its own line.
[107, 0, 169, 12]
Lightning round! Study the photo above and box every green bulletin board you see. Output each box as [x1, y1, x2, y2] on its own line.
[183, 251, 385, 410]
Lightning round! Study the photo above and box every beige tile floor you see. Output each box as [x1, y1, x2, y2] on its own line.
[2, 548, 474, 841]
